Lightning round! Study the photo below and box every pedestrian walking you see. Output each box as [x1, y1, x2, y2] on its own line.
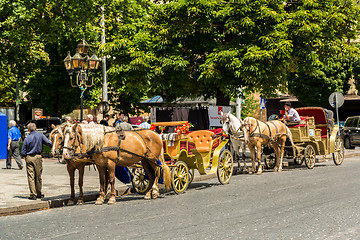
[21, 122, 52, 200]
[100, 114, 110, 126]
[139, 116, 151, 129]
[117, 116, 133, 130]
[6, 120, 23, 169]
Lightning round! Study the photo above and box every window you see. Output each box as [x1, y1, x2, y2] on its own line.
[354, 117, 360, 128]
[344, 118, 354, 127]
[35, 120, 48, 129]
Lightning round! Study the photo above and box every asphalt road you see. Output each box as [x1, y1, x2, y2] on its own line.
[1, 156, 360, 240]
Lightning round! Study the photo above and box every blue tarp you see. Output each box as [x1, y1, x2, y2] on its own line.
[115, 166, 134, 184]
[114, 159, 164, 185]
[0, 112, 8, 160]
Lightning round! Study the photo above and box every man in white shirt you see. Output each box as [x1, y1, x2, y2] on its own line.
[87, 114, 95, 125]
[283, 102, 301, 126]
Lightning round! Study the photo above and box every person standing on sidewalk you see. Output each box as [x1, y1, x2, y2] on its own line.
[21, 122, 52, 200]
[6, 120, 23, 169]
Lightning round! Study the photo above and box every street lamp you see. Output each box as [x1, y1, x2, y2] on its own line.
[64, 38, 101, 121]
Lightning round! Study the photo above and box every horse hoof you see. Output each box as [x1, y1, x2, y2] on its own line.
[256, 171, 262, 175]
[95, 197, 104, 205]
[144, 192, 152, 200]
[151, 190, 159, 199]
[77, 199, 84, 205]
[67, 199, 75, 206]
[107, 197, 116, 205]
[277, 168, 283, 172]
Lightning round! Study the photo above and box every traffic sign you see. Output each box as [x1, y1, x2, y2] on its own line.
[329, 92, 344, 108]
[260, 97, 265, 109]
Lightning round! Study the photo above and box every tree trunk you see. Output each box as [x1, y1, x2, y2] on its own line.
[216, 89, 230, 106]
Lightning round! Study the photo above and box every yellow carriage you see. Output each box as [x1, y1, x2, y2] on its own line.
[132, 121, 234, 194]
[264, 107, 344, 169]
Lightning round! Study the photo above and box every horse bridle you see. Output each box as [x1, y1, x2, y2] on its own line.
[63, 127, 83, 158]
[222, 115, 244, 138]
[52, 130, 64, 149]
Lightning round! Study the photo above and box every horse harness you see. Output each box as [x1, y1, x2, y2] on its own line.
[248, 119, 286, 144]
[64, 127, 161, 167]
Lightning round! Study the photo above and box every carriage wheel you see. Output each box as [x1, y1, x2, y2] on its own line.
[304, 145, 316, 169]
[333, 135, 344, 165]
[131, 168, 150, 194]
[294, 156, 304, 165]
[171, 161, 190, 194]
[264, 154, 276, 169]
[217, 149, 233, 184]
[188, 169, 195, 184]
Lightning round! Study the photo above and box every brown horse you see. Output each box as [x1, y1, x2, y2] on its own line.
[62, 124, 171, 205]
[241, 117, 293, 174]
[49, 123, 87, 205]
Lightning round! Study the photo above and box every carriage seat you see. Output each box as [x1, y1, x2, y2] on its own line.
[188, 130, 214, 153]
[287, 117, 307, 128]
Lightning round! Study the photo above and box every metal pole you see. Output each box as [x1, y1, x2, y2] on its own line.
[15, 77, 19, 122]
[236, 88, 242, 119]
[101, 6, 108, 117]
[335, 94, 340, 134]
[80, 94, 83, 121]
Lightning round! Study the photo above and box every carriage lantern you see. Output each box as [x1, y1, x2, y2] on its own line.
[64, 51, 72, 72]
[77, 38, 89, 56]
[63, 38, 101, 121]
[88, 52, 101, 72]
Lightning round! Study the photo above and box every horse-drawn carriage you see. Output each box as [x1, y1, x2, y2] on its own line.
[264, 107, 344, 169]
[132, 121, 234, 194]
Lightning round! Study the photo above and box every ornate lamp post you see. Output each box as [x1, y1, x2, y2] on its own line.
[64, 38, 101, 121]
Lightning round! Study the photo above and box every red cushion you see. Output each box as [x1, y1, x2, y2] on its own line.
[288, 124, 307, 128]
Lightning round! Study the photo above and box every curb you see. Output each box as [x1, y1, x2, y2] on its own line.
[1, 152, 358, 216]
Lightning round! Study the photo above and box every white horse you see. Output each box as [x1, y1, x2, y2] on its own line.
[220, 112, 247, 173]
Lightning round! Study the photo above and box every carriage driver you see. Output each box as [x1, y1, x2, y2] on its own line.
[282, 102, 301, 126]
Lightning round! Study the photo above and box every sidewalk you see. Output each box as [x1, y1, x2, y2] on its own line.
[1, 148, 359, 216]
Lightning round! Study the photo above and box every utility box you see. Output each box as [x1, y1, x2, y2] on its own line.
[0, 112, 8, 160]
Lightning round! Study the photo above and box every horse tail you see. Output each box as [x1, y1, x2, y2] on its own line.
[159, 148, 171, 190]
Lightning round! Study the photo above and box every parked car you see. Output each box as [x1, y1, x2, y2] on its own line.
[340, 116, 360, 149]
[23, 117, 62, 139]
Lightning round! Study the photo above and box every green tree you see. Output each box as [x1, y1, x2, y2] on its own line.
[0, 0, 50, 106]
[133, 0, 292, 105]
[286, 0, 360, 106]
[21, 0, 105, 116]
[101, 0, 155, 115]
[287, 58, 353, 107]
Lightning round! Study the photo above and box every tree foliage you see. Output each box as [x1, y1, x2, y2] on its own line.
[286, 0, 360, 106]
[1, 0, 360, 118]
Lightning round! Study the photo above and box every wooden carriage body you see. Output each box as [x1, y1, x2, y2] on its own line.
[273, 107, 344, 169]
[288, 107, 339, 156]
[132, 121, 233, 194]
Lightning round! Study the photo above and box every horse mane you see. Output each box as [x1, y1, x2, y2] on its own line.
[49, 122, 69, 138]
[77, 124, 114, 151]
